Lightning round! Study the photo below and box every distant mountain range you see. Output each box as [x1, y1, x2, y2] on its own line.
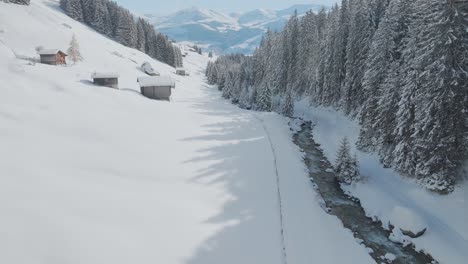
[145, 4, 329, 54]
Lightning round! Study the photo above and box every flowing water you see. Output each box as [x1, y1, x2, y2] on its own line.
[293, 121, 436, 264]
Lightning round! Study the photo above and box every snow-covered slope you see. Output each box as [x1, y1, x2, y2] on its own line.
[0, 1, 375, 264]
[148, 4, 328, 54]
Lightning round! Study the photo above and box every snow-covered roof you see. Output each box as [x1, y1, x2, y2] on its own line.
[92, 72, 120, 79]
[138, 76, 175, 87]
[38, 49, 67, 56]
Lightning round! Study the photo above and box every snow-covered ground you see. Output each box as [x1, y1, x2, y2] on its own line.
[295, 100, 468, 264]
[0, 1, 376, 264]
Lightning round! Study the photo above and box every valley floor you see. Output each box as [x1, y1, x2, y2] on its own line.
[0, 2, 374, 262]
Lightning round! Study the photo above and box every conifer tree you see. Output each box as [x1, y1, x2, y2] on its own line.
[7, 0, 30, 5]
[281, 89, 294, 117]
[62, 0, 84, 22]
[67, 34, 83, 64]
[358, 0, 410, 152]
[335, 137, 361, 184]
[257, 82, 272, 112]
[409, 0, 468, 193]
[343, 0, 373, 114]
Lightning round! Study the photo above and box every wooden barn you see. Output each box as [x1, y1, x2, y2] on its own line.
[38, 49, 67, 65]
[92, 72, 120, 89]
[176, 67, 187, 76]
[138, 76, 175, 101]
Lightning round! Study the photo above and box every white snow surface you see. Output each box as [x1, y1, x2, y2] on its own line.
[92, 72, 120, 79]
[0, 1, 374, 264]
[137, 76, 175, 87]
[295, 99, 468, 264]
[37, 48, 66, 55]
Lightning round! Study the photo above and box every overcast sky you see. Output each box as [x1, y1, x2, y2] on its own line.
[113, 0, 340, 16]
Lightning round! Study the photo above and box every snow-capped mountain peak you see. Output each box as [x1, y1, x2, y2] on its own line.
[153, 7, 240, 31]
[237, 8, 277, 26]
[147, 4, 330, 54]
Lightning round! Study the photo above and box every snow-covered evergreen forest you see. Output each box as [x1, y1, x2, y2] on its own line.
[1, 0, 30, 4]
[59, 0, 183, 68]
[206, 0, 468, 193]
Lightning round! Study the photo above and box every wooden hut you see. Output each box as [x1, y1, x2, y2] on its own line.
[176, 67, 187, 76]
[92, 72, 119, 89]
[38, 49, 67, 65]
[138, 76, 175, 101]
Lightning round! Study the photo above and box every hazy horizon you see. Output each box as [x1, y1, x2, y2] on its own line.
[113, 0, 339, 16]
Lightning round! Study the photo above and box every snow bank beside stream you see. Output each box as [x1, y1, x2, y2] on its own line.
[295, 99, 468, 264]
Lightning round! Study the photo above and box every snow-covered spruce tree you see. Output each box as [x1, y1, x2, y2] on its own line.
[239, 85, 251, 109]
[229, 67, 243, 103]
[141, 20, 157, 55]
[336, 0, 350, 95]
[311, 9, 329, 102]
[106, 0, 120, 36]
[368, 0, 389, 30]
[256, 82, 272, 112]
[342, 0, 374, 115]
[217, 72, 226, 92]
[281, 89, 294, 118]
[173, 46, 184, 68]
[205, 61, 215, 84]
[268, 32, 286, 100]
[297, 10, 319, 96]
[358, 0, 410, 152]
[284, 10, 301, 94]
[154, 33, 169, 62]
[4, 0, 30, 5]
[80, 0, 96, 25]
[136, 18, 147, 52]
[371, 0, 412, 168]
[165, 41, 176, 67]
[114, 9, 137, 48]
[408, 0, 468, 193]
[222, 71, 234, 99]
[321, 5, 341, 107]
[67, 34, 83, 64]
[61, 0, 84, 22]
[91, 0, 112, 36]
[335, 137, 361, 184]
[252, 30, 271, 90]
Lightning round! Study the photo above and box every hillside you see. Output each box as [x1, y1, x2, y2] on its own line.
[0, 1, 376, 264]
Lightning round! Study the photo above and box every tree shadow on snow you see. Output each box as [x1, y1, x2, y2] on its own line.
[180, 86, 284, 264]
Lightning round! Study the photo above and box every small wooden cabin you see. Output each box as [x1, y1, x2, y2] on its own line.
[138, 76, 175, 101]
[176, 67, 187, 76]
[38, 49, 67, 65]
[92, 72, 120, 89]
